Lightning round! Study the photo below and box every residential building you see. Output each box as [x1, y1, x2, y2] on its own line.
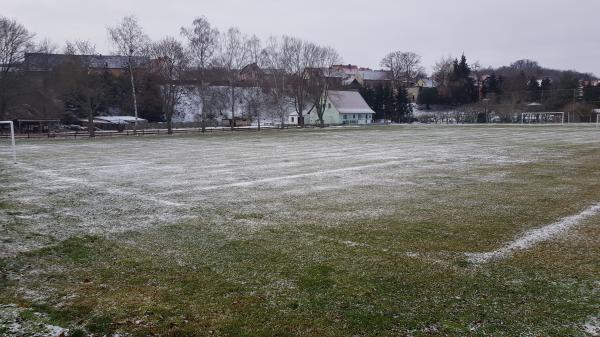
[239, 63, 263, 83]
[357, 70, 393, 89]
[22, 53, 149, 76]
[289, 90, 375, 125]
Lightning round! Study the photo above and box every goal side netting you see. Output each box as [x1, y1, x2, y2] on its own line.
[521, 112, 565, 125]
[0, 121, 17, 164]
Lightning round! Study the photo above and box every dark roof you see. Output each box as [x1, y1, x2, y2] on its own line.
[328, 91, 375, 114]
[360, 70, 392, 81]
[23, 53, 150, 71]
[240, 63, 261, 73]
[239, 63, 283, 77]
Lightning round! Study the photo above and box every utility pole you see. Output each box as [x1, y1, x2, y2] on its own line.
[571, 89, 576, 124]
[128, 52, 139, 134]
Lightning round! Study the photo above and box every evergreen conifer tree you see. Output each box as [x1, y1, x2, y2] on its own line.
[395, 86, 413, 123]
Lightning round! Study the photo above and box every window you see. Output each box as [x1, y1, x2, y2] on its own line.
[353, 114, 356, 119]
[343, 114, 348, 120]
[328, 103, 332, 109]
[291, 117, 295, 123]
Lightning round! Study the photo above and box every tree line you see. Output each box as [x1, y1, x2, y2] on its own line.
[0, 15, 343, 135]
[418, 56, 599, 122]
[2, 15, 599, 134]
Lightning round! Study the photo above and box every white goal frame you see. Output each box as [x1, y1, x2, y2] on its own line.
[521, 112, 565, 125]
[0, 121, 17, 163]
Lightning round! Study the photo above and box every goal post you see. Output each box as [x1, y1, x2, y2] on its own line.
[0, 121, 17, 164]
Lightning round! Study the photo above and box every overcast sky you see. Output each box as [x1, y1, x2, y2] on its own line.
[4, 0, 600, 76]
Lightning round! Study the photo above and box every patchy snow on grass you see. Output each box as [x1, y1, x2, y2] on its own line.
[0, 304, 68, 337]
[584, 316, 600, 336]
[1, 125, 599, 259]
[466, 203, 600, 264]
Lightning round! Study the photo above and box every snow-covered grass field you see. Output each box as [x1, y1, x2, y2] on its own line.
[1, 125, 600, 336]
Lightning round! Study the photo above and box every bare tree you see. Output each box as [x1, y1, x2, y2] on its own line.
[0, 17, 35, 120]
[246, 35, 262, 65]
[470, 60, 483, 96]
[380, 51, 426, 86]
[36, 38, 59, 54]
[107, 15, 150, 132]
[243, 87, 265, 130]
[64, 40, 98, 55]
[266, 36, 338, 128]
[215, 27, 249, 129]
[151, 37, 189, 134]
[181, 16, 220, 132]
[56, 59, 109, 138]
[285, 37, 314, 127]
[308, 46, 341, 127]
[261, 36, 293, 128]
[202, 86, 229, 122]
[259, 36, 341, 128]
[433, 55, 454, 86]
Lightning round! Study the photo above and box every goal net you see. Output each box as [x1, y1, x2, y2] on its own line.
[0, 121, 17, 164]
[521, 112, 565, 125]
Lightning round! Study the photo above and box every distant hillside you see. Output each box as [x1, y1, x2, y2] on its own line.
[484, 59, 596, 81]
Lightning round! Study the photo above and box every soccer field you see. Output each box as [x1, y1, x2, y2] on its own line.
[1, 125, 600, 336]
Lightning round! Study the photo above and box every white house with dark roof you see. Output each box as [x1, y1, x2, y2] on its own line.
[289, 90, 375, 125]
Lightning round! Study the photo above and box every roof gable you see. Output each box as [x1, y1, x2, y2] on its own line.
[328, 91, 375, 114]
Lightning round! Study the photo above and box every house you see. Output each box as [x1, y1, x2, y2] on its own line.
[94, 116, 148, 125]
[76, 116, 149, 130]
[13, 119, 61, 133]
[290, 90, 375, 125]
[239, 63, 289, 88]
[23, 53, 150, 76]
[239, 63, 263, 83]
[406, 78, 436, 102]
[331, 64, 360, 75]
[77, 116, 148, 126]
[580, 79, 600, 87]
[416, 78, 435, 88]
[357, 70, 393, 89]
[303, 67, 344, 89]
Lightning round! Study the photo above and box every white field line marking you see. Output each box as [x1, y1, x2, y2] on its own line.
[466, 203, 600, 264]
[15, 158, 414, 209]
[17, 164, 187, 208]
[167, 158, 418, 195]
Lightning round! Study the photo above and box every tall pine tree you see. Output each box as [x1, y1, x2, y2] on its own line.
[448, 54, 477, 105]
[395, 86, 413, 123]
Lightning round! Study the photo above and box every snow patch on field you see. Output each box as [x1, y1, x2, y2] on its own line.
[466, 203, 600, 264]
[0, 304, 67, 337]
[2, 126, 599, 258]
[584, 316, 600, 336]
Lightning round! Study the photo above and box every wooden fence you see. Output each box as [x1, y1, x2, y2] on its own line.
[0, 126, 264, 140]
